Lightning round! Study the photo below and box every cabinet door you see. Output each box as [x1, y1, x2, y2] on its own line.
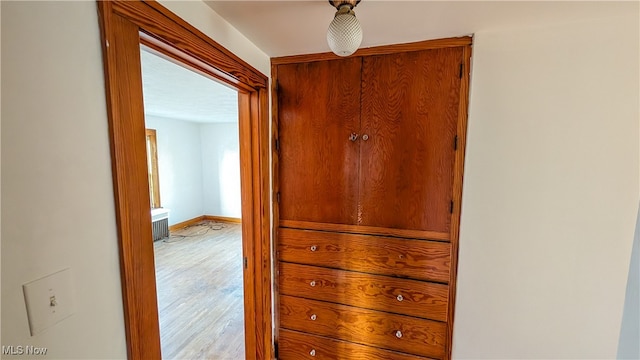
[359, 48, 462, 234]
[278, 58, 362, 225]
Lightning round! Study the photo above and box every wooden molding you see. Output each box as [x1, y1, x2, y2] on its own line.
[279, 220, 450, 242]
[168, 216, 206, 232]
[97, 1, 272, 359]
[271, 36, 472, 65]
[168, 215, 242, 232]
[270, 62, 281, 358]
[444, 42, 473, 360]
[203, 215, 242, 224]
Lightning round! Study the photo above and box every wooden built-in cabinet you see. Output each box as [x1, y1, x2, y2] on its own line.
[277, 57, 362, 226]
[272, 37, 471, 360]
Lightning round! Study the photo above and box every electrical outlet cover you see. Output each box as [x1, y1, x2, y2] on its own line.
[22, 268, 75, 336]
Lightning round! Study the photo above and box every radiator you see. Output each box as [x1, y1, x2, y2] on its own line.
[152, 218, 169, 241]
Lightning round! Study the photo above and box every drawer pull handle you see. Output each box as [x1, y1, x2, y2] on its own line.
[310, 314, 317, 321]
[396, 294, 404, 302]
[310, 245, 317, 252]
[395, 330, 403, 338]
[310, 349, 316, 357]
[310, 280, 316, 287]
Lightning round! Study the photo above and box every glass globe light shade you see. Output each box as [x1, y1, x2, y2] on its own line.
[327, 7, 363, 57]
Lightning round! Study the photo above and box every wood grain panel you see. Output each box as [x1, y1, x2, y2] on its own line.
[358, 47, 462, 233]
[279, 296, 446, 359]
[278, 329, 432, 360]
[444, 44, 472, 360]
[96, 4, 162, 359]
[255, 87, 274, 360]
[279, 220, 449, 241]
[277, 58, 362, 225]
[279, 263, 448, 321]
[278, 228, 450, 283]
[272, 63, 282, 357]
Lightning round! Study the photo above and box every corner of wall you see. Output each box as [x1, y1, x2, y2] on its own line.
[617, 202, 640, 359]
[157, 0, 270, 77]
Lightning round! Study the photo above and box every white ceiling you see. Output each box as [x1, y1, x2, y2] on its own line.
[140, 47, 238, 123]
[205, 1, 636, 58]
[139, 1, 634, 121]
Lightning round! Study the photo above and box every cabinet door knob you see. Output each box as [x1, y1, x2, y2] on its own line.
[310, 349, 316, 357]
[310, 245, 317, 252]
[396, 294, 404, 302]
[349, 133, 359, 141]
[395, 330, 403, 338]
[310, 314, 317, 321]
[310, 280, 316, 287]
[362, 134, 369, 141]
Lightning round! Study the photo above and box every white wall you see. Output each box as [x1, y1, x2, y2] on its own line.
[145, 116, 205, 226]
[201, 123, 242, 218]
[158, 0, 270, 76]
[1, 1, 269, 359]
[617, 204, 639, 359]
[1, 2, 126, 358]
[155, 0, 265, 222]
[454, 14, 639, 359]
[144, 116, 242, 224]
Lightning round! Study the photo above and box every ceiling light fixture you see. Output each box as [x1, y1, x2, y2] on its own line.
[327, 0, 363, 57]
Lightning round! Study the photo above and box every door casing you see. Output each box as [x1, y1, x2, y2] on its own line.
[97, 1, 272, 359]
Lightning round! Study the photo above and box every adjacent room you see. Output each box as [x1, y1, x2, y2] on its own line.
[140, 47, 245, 359]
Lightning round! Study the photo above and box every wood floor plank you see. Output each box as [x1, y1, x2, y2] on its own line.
[154, 221, 245, 360]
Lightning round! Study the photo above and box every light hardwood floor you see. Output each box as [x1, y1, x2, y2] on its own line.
[154, 220, 245, 360]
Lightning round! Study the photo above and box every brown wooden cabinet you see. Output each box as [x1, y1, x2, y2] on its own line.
[277, 58, 362, 226]
[273, 37, 471, 360]
[358, 48, 461, 234]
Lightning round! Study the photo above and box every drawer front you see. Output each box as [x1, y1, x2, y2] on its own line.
[279, 263, 448, 321]
[278, 329, 432, 360]
[279, 295, 446, 359]
[278, 228, 450, 283]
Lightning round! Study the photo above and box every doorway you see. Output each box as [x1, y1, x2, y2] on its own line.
[140, 46, 245, 358]
[97, 2, 272, 359]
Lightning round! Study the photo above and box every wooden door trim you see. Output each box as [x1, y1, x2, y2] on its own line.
[445, 43, 472, 360]
[97, 1, 272, 360]
[270, 62, 281, 352]
[271, 36, 472, 65]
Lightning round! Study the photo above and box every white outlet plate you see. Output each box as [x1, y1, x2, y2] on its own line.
[22, 268, 75, 336]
